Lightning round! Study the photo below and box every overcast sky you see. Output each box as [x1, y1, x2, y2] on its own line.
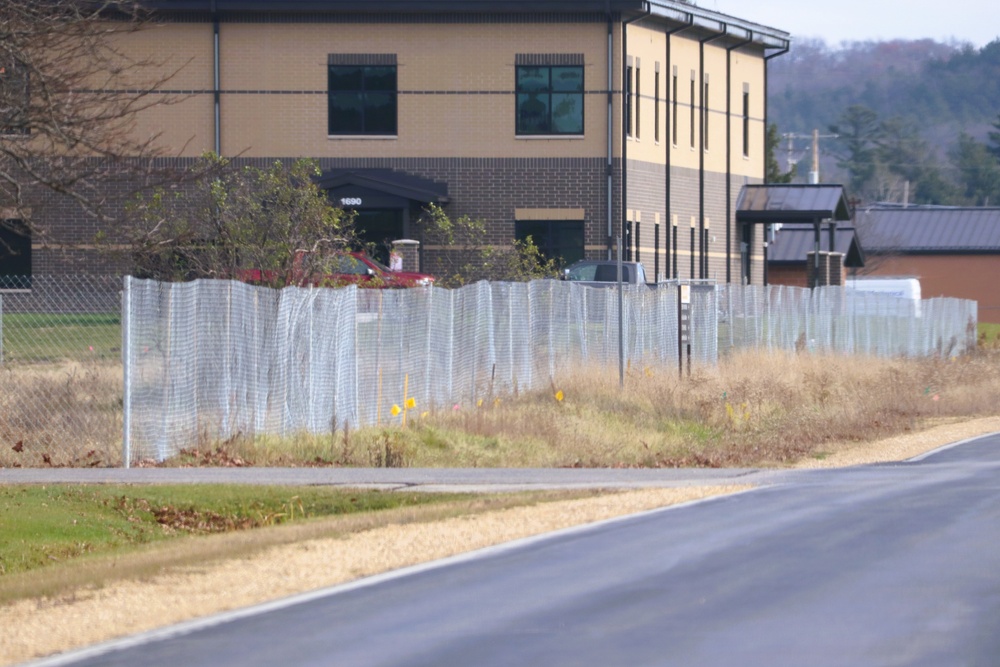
[700, 0, 998, 48]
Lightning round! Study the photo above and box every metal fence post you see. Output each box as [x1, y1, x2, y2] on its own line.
[121, 276, 132, 469]
[617, 236, 624, 390]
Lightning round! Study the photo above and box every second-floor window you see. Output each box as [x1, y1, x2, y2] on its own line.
[516, 65, 584, 135]
[328, 56, 397, 136]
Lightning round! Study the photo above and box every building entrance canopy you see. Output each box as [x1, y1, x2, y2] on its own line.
[316, 169, 449, 210]
[737, 184, 852, 285]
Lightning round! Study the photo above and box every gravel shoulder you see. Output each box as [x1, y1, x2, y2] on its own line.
[3, 416, 1000, 667]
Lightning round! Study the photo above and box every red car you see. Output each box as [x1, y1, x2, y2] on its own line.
[238, 252, 435, 288]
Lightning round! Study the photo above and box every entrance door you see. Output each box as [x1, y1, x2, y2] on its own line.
[352, 209, 404, 265]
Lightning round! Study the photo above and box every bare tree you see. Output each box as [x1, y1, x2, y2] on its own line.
[1, 0, 184, 237]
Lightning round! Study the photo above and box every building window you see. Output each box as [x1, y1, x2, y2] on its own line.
[624, 65, 633, 137]
[0, 59, 30, 136]
[328, 55, 397, 136]
[654, 68, 660, 143]
[689, 74, 696, 149]
[742, 88, 750, 157]
[671, 69, 678, 145]
[703, 77, 710, 151]
[0, 220, 31, 287]
[516, 65, 584, 136]
[515, 220, 585, 266]
[635, 66, 641, 139]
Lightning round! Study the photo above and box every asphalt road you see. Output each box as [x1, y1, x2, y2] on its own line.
[24, 433, 1000, 667]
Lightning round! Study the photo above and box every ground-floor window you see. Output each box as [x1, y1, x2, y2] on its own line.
[0, 220, 30, 288]
[515, 220, 584, 267]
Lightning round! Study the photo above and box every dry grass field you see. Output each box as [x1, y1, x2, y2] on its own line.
[177, 348, 1000, 469]
[0, 361, 121, 468]
[3, 346, 1000, 470]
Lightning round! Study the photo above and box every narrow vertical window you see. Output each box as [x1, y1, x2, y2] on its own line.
[654, 66, 660, 143]
[742, 87, 750, 157]
[625, 65, 633, 137]
[671, 69, 678, 145]
[703, 77, 710, 151]
[635, 66, 641, 139]
[689, 74, 696, 149]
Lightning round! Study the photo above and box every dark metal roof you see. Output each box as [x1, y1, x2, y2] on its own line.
[315, 169, 449, 204]
[736, 185, 852, 224]
[139, 0, 790, 46]
[767, 224, 865, 267]
[854, 206, 1000, 253]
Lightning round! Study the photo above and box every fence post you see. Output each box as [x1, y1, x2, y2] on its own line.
[0, 291, 4, 365]
[617, 236, 624, 389]
[121, 276, 132, 469]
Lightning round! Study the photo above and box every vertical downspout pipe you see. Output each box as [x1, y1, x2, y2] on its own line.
[699, 25, 726, 279]
[606, 5, 614, 259]
[620, 3, 651, 260]
[762, 40, 789, 284]
[664, 16, 693, 279]
[213, 0, 221, 155]
[725, 32, 753, 284]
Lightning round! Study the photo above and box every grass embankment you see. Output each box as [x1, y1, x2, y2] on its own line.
[0, 313, 120, 364]
[0, 484, 606, 605]
[170, 346, 1000, 469]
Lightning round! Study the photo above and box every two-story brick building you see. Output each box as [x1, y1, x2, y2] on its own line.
[10, 0, 789, 283]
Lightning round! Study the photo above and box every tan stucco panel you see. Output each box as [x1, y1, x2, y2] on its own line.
[515, 208, 586, 221]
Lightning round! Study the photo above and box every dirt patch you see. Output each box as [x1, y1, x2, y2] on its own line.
[2, 417, 999, 666]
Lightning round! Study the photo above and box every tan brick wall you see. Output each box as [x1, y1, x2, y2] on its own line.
[127, 20, 613, 159]
[109, 17, 768, 180]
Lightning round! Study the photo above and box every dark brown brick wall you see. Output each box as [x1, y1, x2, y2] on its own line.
[23, 156, 620, 278]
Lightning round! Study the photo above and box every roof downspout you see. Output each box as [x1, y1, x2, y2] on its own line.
[212, 0, 221, 155]
[606, 3, 614, 259]
[763, 40, 789, 285]
[619, 2, 651, 260]
[725, 32, 753, 284]
[699, 25, 726, 279]
[664, 15, 694, 279]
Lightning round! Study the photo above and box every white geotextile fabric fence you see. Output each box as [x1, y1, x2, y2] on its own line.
[719, 285, 977, 358]
[122, 278, 718, 463]
[121, 278, 976, 464]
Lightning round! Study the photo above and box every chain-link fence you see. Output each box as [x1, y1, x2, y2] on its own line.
[0, 276, 123, 468]
[120, 278, 719, 463]
[1, 276, 978, 467]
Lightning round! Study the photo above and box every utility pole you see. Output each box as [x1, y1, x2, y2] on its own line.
[782, 129, 838, 182]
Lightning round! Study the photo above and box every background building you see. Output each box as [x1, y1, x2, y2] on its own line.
[854, 206, 1000, 324]
[5, 0, 790, 284]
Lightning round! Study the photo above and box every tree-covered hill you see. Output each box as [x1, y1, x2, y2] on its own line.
[768, 38, 1000, 205]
